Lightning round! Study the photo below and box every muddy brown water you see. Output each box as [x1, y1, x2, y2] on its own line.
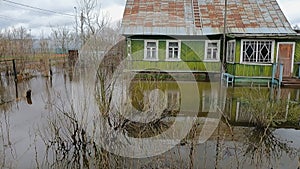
[0, 66, 300, 169]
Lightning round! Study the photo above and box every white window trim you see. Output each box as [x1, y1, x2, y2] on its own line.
[144, 40, 159, 61]
[166, 40, 181, 61]
[226, 40, 236, 64]
[204, 40, 221, 62]
[240, 39, 275, 65]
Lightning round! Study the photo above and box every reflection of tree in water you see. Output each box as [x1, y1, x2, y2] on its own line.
[244, 127, 297, 168]
[238, 88, 288, 128]
[124, 109, 177, 138]
[38, 96, 128, 169]
[0, 75, 14, 108]
[0, 110, 17, 168]
[125, 78, 179, 138]
[36, 35, 127, 168]
[0, 74, 17, 168]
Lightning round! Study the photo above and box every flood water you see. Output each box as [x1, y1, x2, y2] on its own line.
[0, 63, 300, 169]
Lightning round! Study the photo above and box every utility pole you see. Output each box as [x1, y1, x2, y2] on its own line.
[80, 11, 84, 44]
[221, 0, 228, 73]
[74, 7, 78, 49]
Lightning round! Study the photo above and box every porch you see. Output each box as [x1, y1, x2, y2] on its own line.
[222, 62, 300, 88]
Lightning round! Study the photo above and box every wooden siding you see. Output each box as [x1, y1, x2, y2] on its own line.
[293, 40, 300, 76]
[294, 40, 300, 62]
[127, 39, 220, 72]
[128, 38, 300, 76]
[226, 39, 293, 77]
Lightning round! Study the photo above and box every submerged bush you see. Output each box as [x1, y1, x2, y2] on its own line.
[239, 87, 290, 128]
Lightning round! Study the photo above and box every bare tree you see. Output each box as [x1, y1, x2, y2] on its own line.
[0, 27, 34, 76]
[39, 38, 50, 55]
[50, 25, 74, 54]
[77, 0, 111, 44]
[0, 32, 5, 57]
[37, 32, 51, 55]
[0, 27, 32, 58]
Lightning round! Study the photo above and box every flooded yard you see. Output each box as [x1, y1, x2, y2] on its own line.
[0, 62, 300, 169]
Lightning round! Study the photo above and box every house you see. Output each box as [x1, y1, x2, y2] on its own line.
[121, 0, 300, 86]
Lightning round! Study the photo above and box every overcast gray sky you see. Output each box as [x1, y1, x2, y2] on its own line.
[0, 0, 126, 37]
[0, 0, 299, 37]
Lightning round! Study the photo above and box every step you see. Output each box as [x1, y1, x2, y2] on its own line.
[282, 79, 300, 84]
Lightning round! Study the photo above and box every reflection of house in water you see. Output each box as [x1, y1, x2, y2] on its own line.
[123, 80, 225, 142]
[141, 89, 180, 112]
[130, 81, 223, 116]
[202, 89, 218, 113]
[166, 91, 180, 110]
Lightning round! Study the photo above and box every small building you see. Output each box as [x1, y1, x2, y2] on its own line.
[121, 0, 300, 86]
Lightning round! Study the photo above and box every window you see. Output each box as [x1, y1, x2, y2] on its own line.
[144, 40, 158, 60]
[241, 40, 274, 64]
[205, 41, 220, 61]
[226, 40, 236, 63]
[166, 40, 181, 61]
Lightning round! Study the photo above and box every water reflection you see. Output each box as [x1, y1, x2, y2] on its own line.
[243, 127, 297, 168]
[0, 66, 300, 168]
[225, 87, 300, 129]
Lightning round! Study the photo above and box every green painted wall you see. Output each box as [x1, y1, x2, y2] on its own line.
[181, 41, 205, 61]
[294, 40, 300, 62]
[225, 39, 300, 77]
[293, 40, 300, 76]
[128, 38, 300, 76]
[127, 39, 220, 72]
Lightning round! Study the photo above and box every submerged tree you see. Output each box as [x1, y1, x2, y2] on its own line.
[238, 87, 290, 128]
[51, 25, 74, 54]
[236, 87, 299, 167]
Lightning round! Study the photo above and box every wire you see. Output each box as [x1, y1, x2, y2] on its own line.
[2, 0, 75, 17]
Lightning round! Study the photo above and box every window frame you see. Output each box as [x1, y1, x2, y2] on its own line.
[204, 40, 221, 62]
[166, 40, 181, 61]
[240, 39, 275, 65]
[226, 40, 236, 63]
[144, 40, 159, 61]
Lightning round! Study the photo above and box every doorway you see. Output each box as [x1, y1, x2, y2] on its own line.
[276, 42, 295, 78]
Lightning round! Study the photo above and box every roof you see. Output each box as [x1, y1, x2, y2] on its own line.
[121, 0, 296, 36]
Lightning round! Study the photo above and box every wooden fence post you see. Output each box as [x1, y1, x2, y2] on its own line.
[12, 59, 19, 98]
[279, 63, 284, 86]
[12, 59, 17, 82]
[271, 63, 277, 85]
[49, 59, 53, 77]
